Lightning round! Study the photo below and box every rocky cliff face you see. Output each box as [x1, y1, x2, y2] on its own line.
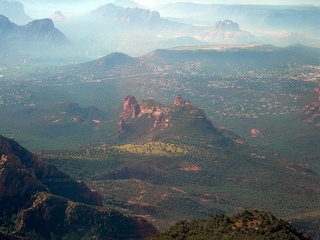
[0, 135, 102, 206]
[121, 95, 141, 118]
[0, 135, 157, 239]
[173, 94, 192, 105]
[119, 95, 171, 132]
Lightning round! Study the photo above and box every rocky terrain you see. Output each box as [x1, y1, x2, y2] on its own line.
[0, 135, 158, 239]
[117, 94, 232, 147]
[0, 135, 101, 206]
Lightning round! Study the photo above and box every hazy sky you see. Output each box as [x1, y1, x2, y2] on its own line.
[137, 0, 320, 7]
[18, 0, 320, 18]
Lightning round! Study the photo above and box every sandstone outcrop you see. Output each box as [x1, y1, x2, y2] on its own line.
[0, 135, 102, 206]
[121, 95, 141, 118]
[174, 94, 192, 105]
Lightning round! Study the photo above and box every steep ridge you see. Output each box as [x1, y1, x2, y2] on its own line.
[0, 135, 101, 207]
[0, 135, 158, 239]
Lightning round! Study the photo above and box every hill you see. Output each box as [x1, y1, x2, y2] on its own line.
[0, 135, 157, 239]
[81, 52, 139, 71]
[149, 210, 310, 240]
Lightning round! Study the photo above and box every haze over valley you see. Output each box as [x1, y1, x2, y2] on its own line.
[0, 0, 320, 239]
[1, 0, 320, 59]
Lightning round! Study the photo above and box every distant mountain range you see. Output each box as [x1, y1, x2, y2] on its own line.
[158, 2, 320, 35]
[1, 1, 319, 58]
[88, 3, 253, 39]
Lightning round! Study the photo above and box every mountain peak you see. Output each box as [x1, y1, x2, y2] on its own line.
[50, 10, 69, 22]
[24, 18, 55, 30]
[19, 18, 68, 43]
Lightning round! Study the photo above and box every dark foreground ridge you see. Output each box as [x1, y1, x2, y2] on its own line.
[0, 135, 158, 239]
[149, 210, 311, 240]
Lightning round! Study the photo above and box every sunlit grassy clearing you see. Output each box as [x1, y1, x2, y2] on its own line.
[114, 142, 197, 156]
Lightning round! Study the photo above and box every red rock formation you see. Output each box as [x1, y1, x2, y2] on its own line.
[174, 94, 192, 106]
[174, 94, 183, 105]
[0, 154, 47, 198]
[121, 95, 141, 117]
[154, 113, 166, 127]
[251, 129, 260, 137]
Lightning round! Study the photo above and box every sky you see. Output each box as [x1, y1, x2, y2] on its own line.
[18, 0, 320, 18]
[136, 0, 320, 7]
